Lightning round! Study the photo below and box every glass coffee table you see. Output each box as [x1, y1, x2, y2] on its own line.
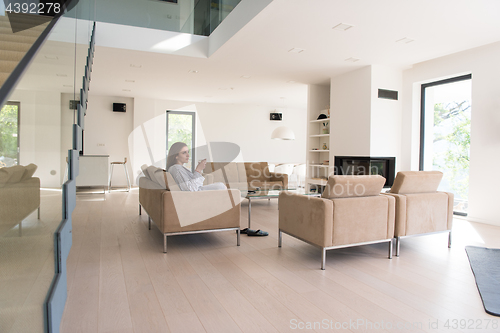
[242, 188, 321, 229]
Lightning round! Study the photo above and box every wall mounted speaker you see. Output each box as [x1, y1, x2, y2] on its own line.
[69, 100, 79, 110]
[113, 103, 126, 112]
[270, 112, 282, 121]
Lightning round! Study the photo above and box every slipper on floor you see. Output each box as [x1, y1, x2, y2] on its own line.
[247, 229, 268, 237]
[240, 228, 252, 234]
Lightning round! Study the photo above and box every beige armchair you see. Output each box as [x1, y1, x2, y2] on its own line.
[278, 175, 395, 269]
[138, 166, 241, 252]
[384, 171, 453, 256]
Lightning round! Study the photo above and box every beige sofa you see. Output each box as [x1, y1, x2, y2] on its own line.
[203, 162, 288, 190]
[138, 165, 241, 252]
[0, 164, 40, 235]
[278, 175, 395, 269]
[383, 171, 453, 256]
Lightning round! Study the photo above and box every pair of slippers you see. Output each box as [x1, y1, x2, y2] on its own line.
[240, 228, 268, 236]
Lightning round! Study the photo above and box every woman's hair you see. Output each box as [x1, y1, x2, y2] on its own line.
[166, 142, 188, 170]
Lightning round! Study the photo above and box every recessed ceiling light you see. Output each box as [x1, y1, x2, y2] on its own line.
[63, 84, 73, 87]
[396, 37, 414, 44]
[188, 70, 199, 74]
[287, 80, 296, 84]
[288, 48, 305, 54]
[240, 75, 251, 79]
[125, 79, 135, 83]
[345, 57, 360, 62]
[332, 23, 353, 31]
[56, 74, 67, 77]
[45, 55, 58, 60]
[122, 89, 131, 92]
[218, 87, 234, 90]
[130, 64, 142, 68]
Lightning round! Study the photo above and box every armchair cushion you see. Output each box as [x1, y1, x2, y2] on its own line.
[321, 175, 385, 199]
[390, 171, 443, 194]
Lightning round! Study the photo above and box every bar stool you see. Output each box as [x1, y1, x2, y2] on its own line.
[108, 157, 131, 192]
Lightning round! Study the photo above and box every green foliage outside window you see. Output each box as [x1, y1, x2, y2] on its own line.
[0, 104, 19, 167]
[433, 101, 470, 201]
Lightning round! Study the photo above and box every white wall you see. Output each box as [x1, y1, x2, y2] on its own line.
[330, 66, 372, 156]
[84, 95, 134, 187]
[132, 97, 307, 185]
[9, 90, 62, 188]
[370, 65, 403, 162]
[402, 41, 500, 226]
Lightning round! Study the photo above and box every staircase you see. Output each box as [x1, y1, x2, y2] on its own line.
[0, 13, 50, 89]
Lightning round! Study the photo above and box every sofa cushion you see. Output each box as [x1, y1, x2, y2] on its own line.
[21, 163, 37, 181]
[141, 164, 153, 180]
[4, 165, 25, 184]
[321, 175, 385, 199]
[0, 167, 12, 187]
[163, 171, 180, 191]
[390, 171, 443, 194]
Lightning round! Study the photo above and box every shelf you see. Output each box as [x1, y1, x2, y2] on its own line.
[309, 150, 329, 152]
[309, 134, 329, 138]
[310, 118, 330, 123]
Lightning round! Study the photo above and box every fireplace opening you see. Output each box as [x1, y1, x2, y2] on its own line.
[333, 156, 396, 188]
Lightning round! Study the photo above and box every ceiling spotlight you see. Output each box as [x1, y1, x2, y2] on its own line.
[56, 74, 67, 77]
[287, 80, 296, 84]
[188, 70, 199, 74]
[130, 64, 142, 68]
[345, 57, 360, 62]
[240, 75, 251, 79]
[288, 48, 305, 53]
[122, 89, 131, 92]
[396, 37, 414, 44]
[125, 79, 135, 83]
[63, 84, 73, 87]
[332, 23, 353, 31]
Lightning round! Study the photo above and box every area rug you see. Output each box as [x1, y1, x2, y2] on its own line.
[465, 246, 500, 316]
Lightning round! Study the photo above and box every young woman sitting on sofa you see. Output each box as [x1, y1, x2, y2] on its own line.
[166, 142, 227, 191]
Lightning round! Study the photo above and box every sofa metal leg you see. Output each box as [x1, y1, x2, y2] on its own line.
[321, 248, 326, 270]
[448, 231, 452, 248]
[139, 204, 141, 215]
[237, 229, 240, 246]
[395, 237, 400, 257]
[37, 206, 40, 219]
[163, 234, 167, 253]
[388, 239, 393, 259]
[148, 216, 151, 230]
[278, 230, 282, 247]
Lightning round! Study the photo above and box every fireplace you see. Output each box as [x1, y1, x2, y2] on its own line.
[333, 156, 396, 188]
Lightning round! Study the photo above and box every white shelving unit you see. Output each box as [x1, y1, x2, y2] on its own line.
[307, 102, 332, 190]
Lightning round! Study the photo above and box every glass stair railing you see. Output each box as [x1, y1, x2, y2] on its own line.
[89, 0, 241, 36]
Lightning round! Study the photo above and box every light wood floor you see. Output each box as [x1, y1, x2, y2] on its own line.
[61, 189, 500, 333]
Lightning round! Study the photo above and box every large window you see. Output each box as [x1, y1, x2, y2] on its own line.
[166, 111, 196, 171]
[0, 102, 20, 168]
[420, 74, 471, 215]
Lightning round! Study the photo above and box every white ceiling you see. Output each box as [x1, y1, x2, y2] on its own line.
[18, 0, 500, 109]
